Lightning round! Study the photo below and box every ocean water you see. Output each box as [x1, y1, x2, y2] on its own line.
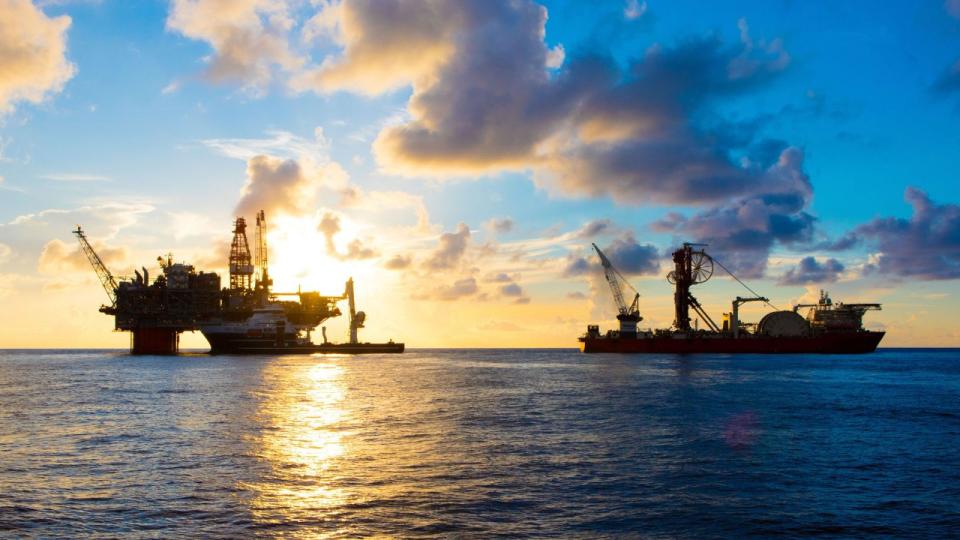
[1, 349, 958, 538]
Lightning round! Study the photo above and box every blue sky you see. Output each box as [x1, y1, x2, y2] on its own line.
[0, 0, 958, 346]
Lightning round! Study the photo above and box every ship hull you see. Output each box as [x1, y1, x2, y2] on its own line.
[203, 331, 404, 354]
[238, 342, 405, 354]
[580, 331, 884, 354]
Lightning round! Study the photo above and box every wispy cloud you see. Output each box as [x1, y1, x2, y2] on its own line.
[201, 129, 331, 162]
[161, 80, 181, 95]
[40, 173, 111, 182]
[623, 0, 648, 20]
[0, 175, 25, 193]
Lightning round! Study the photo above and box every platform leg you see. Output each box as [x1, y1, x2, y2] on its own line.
[131, 329, 179, 355]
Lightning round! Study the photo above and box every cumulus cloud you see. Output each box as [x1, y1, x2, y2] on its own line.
[365, 0, 570, 175]
[623, 0, 647, 20]
[166, 0, 301, 93]
[485, 272, 513, 283]
[778, 256, 844, 286]
[37, 238, 127, 274]
[433, 276, 478, 300]
[173, 1, 813, 278]
[0, 0, 75, 114]
[486, 273, 529, 303]
[235, 155, 347, 218]
[383, 253, 412, 270]
[425, 223, 470, 270]
[856, 187, 960, 280]
[947, 0, 960, 19]
[0, 243, 10, 266]
[174, 1, 810, 277]
[651, 147, 815, 277]
[342, 238, 377, 259]
[299, 1, 794, 209]
[317, 211, 377, 260]
[815, 232, 859, 251]
[292, 0, 457, 95]
[562, 254, 592, 277]
[500, 282, 523, 296]
[603, 233, 661, 275]
[574, 219, 613, 238]
[539, 37, 791, 206]
[486, 217, 514, 234]
[317, 211, 341, 250]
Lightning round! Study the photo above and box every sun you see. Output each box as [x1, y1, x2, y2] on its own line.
[266, 213, 387, 299]
[266, 214, 342, 295]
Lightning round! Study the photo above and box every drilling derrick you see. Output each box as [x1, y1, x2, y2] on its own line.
[77, 209, 404, 355]
[229, 217, 254, 290]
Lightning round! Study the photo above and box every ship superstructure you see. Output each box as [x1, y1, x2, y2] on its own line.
[195, 211, 344, 353]
[580, 243, 884, 354]
[75, 211, 402, 354]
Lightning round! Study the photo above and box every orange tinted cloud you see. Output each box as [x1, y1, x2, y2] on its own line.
[0, 0, 75, 114]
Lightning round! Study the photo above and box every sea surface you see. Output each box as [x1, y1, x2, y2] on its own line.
[1, 348, 958, 538]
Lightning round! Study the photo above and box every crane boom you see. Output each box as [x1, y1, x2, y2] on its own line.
[72, 226, 118, 305]
[592, 243, 639, 316]
[255, 210, 270, 289]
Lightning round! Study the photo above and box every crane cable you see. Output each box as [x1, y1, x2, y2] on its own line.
[709, 255, 780, 311]
[611, 265, 639, 296]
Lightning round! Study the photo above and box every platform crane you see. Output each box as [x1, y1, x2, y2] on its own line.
[345, 277, 366, 344]
[72, 226, 118, 312]
[592, 243, 642, 336]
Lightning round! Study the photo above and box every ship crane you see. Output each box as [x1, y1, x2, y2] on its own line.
[730, 296, 768, 338]
[72, 226, 118, 312]
[592, 243, 642, 336]
[345, 277, 366, 344]
[669, 243, 779, 335]
[668, 243, 718, 332]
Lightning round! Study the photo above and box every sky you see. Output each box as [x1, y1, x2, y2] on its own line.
[0, 0, 959, 348]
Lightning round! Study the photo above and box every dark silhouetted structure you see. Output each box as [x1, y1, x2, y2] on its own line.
[580, 242, 884, 354]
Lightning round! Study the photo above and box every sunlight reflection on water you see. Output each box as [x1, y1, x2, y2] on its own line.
[244, 361, 349, 524]
[1, 349, 958, 537]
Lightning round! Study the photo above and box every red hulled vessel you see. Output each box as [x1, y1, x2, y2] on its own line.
[579, 243, 884, 354]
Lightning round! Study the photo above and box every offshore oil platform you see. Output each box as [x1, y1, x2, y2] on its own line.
[580, 242, 884, 354]
[73, 211, 403, 355]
